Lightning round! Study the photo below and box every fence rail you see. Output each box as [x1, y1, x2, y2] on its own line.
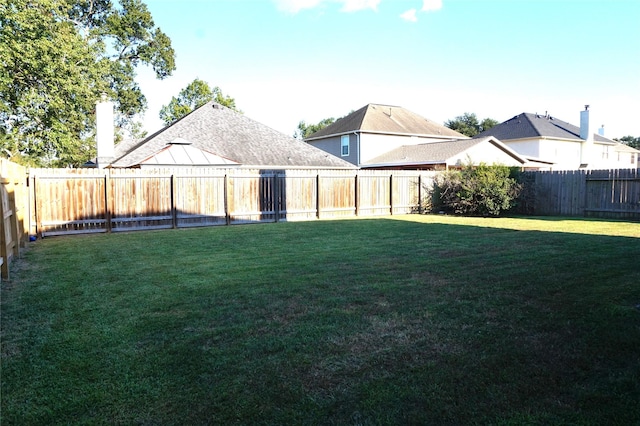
[29, 168, 437, 237]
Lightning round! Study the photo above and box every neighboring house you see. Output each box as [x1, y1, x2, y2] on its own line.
[474, 108, 639, 170]
[362, 136, 544, 170]
[304, 103, 467, 167]
[94, 101, 355, 169]
[613, 142, 640, 168]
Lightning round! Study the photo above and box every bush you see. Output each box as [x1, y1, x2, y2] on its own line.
[433, 163, 522, 216]
[511, 169, 537, 215]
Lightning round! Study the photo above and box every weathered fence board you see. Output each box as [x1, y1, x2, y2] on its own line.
[278, 173, 317, 221]
[525, 168, 640, 219]
[0, 159, 28, 279]
[584, 169, 640, 219]
[28, 168, 439, 237]
[174, 174, 227, 227]
[3, 165, 638, 246]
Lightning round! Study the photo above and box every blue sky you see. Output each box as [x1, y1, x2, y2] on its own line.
[136, 0, 640, 139]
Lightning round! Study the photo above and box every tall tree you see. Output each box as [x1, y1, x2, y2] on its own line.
[445, 113, 498, 137]
[0, 0, 175, 167]
[159, 78, 239, 125]
[294, 117, 336, 139]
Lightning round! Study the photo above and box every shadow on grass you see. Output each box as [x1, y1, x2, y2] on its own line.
[2, 217, 639, 424]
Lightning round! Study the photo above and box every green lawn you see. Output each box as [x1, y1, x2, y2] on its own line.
[2, 215, 639, 425]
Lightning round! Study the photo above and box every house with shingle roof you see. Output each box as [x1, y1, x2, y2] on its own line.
[475, 109, 639, 170]
[304, 104, 467, 167]
[97, 101, 355, 169]
[362, 136, 536, 170]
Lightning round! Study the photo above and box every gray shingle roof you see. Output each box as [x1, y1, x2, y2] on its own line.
[475, 112, 616, 143]
[111, 102, 355, 168]
[363, 137, 525, 166]
[305, 104, 466, 139]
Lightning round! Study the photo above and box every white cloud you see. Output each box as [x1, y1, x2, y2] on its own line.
[422, 0, 442, 12]
[340, 0, 381, 12]
[400, 8, 418, 22]
[272, 0, 380, 14]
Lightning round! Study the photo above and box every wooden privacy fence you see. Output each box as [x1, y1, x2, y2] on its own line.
[30, 168, 438, 237]
[1, 160, 638, 276]
[0, 159, 29, 279]
[526, 168, 640, 219]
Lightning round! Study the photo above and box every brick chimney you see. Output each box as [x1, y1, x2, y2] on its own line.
[96, 94, 114, 168]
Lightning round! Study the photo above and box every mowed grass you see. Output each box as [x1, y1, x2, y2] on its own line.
[1, 215, 639, 425]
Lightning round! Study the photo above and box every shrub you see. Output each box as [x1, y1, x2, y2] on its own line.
[433, 163, 522, 216]
[511, 169, 537, 215]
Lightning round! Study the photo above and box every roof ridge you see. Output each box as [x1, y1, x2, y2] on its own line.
[111, 101, 220, 164]
[519, 113, 544, 138]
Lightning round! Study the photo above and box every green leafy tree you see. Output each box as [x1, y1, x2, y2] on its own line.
[445, 113, 498, 137]
[294, 117, 336, 139]
[0, 0, 175, 167]
[615, 135, 640, 149]
[159, 78, 239, 125]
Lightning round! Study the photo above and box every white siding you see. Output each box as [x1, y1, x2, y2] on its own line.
[503, 137, 636, 170]
[449, 141, 523, 167]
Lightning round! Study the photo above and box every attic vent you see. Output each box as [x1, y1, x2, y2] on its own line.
[169, 137, 191, 145]
[212, 103, 220, 109]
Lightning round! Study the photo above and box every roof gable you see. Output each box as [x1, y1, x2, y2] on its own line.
[363, 137, 526, 167]
[140, 141, 239, 166]
[476, 112, 616, 143]
[111, 102, 355, 169]
[306, 104, 466, 139]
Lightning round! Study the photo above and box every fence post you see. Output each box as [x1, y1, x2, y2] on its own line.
[417, 174, 422, 214]
[171, 174, 177, 228]
[0, 183, 10, 280]
[224, 174, 230, 225]
[104, 173, 112, 233]
[354, 173, 359, 216]
[273, 173, 280, 222]
[8, 187, 19, 259]
[34, 175, 43, 238]
[389, 174, 394, 215]
[28, 173, 35, 237]
[316, 174, 321, 219]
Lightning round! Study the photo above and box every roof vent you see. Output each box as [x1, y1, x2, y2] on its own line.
[169, 137, 192, 145]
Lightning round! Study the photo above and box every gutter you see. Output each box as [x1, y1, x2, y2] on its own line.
[361, 161, 444, 169]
